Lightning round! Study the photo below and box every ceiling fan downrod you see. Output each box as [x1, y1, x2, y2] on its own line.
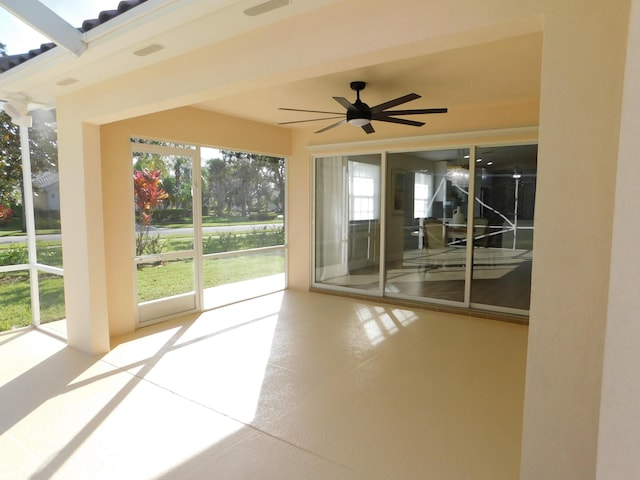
[347, 81, 371, 126]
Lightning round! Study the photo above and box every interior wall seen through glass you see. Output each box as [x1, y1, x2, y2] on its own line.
[314, 154, 382, 292]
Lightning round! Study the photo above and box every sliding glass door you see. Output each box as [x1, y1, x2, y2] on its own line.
[314, 154, 382, 293]
[312, 143, 537, 316]
[385, 149, 470, 304]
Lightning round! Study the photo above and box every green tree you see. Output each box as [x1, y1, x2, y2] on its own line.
[133, 152, 168, 178]
[254, 154, 285, 213]
[203, 157, 230, 216]
[0, 109, 59, 231]
[30, 109, 59, 173]
[0, 111, 22, 208]
[166, 156, 192, 209]
[225, 151, 257, 217]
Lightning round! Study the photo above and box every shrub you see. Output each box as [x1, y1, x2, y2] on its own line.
[152, 209, 192, 223]
[0, 204, 13, 225]
[35, 218, 62, 230]
[217, 231, 237, 252]
[0, 244, 28, 266]
[248, 211, 277, 221]
[248, 225, 284, 248]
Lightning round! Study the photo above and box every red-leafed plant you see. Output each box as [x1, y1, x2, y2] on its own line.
[0, 204, 13, 225]
[133, 169, 168, 256]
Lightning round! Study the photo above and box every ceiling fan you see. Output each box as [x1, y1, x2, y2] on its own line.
[278, 81, 447, 134]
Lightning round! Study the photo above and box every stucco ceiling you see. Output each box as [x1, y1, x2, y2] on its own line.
[0, 0, 543, 139]
[195, 31, 542, 135]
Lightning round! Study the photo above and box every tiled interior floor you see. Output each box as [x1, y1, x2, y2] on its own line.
[0, 290, 528, 479]
[321, 247, 532, 310]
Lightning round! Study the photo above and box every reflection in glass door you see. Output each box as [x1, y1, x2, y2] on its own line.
[384, 149, 470, 304]
[470, 145, 537, 311]
[132, 141, 199, 324]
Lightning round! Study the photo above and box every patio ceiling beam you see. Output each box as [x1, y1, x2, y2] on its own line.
[0, 0, 86, 56]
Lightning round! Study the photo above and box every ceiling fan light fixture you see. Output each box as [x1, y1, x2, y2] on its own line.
[347, 118, 371, 127]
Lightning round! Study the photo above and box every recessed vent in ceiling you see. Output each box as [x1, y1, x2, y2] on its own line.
[133, 44, 165, 57]
[243, 0, 290, 17]
[56, 78, 79, 87]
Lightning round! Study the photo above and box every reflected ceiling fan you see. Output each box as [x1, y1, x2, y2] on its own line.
[278, 81, 447, 134]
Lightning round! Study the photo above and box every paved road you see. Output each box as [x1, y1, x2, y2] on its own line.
[0, 223, 281, 245]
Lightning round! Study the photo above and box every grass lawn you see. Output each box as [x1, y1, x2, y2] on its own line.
[0, 213, 286, 332]
[137, 252, 284, 302]
[0, 215, 282, 235]
[0, 252, 285, 332]
[0, 271, 65, 332]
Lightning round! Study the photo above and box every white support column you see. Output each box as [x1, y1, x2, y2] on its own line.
[57, 113, 110, 355]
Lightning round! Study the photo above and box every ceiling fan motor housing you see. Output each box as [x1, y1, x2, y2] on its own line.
[347, 100, 372, 125]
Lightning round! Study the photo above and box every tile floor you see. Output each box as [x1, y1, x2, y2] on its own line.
[0, 290, 528, 479]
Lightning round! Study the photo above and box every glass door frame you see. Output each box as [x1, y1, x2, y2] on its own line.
[382, 146, 475, 309]
[132, 141, 203, 326]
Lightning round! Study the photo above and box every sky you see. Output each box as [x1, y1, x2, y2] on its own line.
[0, 0, 118, 54]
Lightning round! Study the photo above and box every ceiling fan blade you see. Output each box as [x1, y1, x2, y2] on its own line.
[375, 116, 425, 127]
[279, 107, 344, 115]
[370, 93, 421, 113]
[333, 96, 354, 110]
[315, 119, 346, 133]
[362, 123, 375, 134]
[374, 108, 448, 117]
[278, 116, 344, 125]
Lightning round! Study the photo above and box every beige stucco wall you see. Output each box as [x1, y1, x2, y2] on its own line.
[51, 0, 638, 477]
[521, 2, 630, 479]
[596, 0, 640, 477]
